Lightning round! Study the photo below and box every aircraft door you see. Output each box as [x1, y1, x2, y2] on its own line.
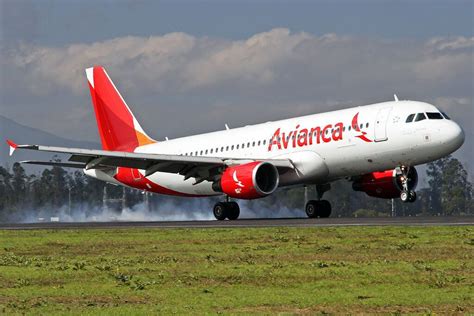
[374, 107, 392, 142]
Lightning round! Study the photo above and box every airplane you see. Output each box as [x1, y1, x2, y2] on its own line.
[7, 66, 465, 220]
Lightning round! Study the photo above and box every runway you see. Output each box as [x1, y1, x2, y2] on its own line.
[0, 216, 472, 230]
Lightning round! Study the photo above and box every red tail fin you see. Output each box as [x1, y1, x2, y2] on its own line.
[86, 66, 156, 152]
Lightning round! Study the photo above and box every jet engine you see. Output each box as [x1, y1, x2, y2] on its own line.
[352, 167, 418, 199]
[212, 161, 279, 199]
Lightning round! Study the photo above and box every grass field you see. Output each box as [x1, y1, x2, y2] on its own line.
[0, 226, 473, 315]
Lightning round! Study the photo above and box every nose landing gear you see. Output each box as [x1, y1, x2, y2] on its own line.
[398, 166, 417, 203]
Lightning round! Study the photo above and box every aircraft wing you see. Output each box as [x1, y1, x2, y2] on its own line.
[7, 140, 294, 182]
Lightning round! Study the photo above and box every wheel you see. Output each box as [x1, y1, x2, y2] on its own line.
[227, 202, 240, 220]
[408, 190, 417, 203]
[400, 190, 409, 203]
[305, 200, 318, 218]
[319, 200, 332, 218]
[213, 202, 228, 220]
[306, 200, 332, 218]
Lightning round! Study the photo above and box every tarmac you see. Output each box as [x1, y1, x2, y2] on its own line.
[0, 216, 472, 230]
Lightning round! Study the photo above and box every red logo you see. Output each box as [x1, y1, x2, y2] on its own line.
[232, 171, 244, 194]
[351, 113, 372, 143]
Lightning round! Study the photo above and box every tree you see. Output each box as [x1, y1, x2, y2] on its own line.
[0, 166, 13, 216]
[426, 156, 472, 215]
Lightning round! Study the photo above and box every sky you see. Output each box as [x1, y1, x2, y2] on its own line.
[0, 0, 473, 172]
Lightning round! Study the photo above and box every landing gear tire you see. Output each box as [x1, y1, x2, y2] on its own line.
[400, 190, 409, 203]
[213, 202, 228, 220]
[319, 200, 332, 218]
[305, 200, 318, 218]
[305, 200, 332, 218]
[227, 202, 240, 220]
[400, 190, 415, 203]
[213, 201, 240, 220]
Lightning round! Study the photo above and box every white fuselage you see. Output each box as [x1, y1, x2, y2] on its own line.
[89, 100, 464, 196]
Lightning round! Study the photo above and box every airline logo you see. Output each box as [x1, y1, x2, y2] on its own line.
[268, 112, 372, 151]
[352, 113, 373, 143]
[233, 171, 245, 194]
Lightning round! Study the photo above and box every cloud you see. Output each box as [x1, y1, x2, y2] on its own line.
[4, 30, 472, 99]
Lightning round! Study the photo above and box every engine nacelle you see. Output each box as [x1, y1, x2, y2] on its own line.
[213, 161, 279, 199]
[352, 168, 418, 199]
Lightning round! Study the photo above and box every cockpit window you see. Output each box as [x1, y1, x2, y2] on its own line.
[414, 113, 426, 122]
[426, 112, 443, 120]
[406, 114, 415, 123]
[441, 111, 451, 120]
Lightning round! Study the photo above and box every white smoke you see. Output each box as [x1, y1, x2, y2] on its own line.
[13, 195, 305, 223]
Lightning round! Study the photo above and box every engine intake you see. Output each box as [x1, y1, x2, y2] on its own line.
[213, 161, 279, 199]
[352, 167, 418, 199]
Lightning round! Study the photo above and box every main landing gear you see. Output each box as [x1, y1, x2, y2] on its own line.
[305, 184, 332, 218]
[398, 166, 417, 203]
[213, 184, 334, 220]
[213, 198, 240, 220]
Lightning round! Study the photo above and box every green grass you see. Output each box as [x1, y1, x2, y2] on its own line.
[0, 226, 473, 315]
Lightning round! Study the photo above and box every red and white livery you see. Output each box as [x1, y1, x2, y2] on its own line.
[7, 66, 465, 219]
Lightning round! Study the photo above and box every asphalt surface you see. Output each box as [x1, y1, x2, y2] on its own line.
[0, 216, 472, 230]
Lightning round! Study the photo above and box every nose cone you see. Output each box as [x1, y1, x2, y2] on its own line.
[443, 121, 465, 152]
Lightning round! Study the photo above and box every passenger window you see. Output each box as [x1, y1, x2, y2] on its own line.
[205, 150, 208, 154]
[426, 112, 443, 120]
[263, 140, 266, 145]
[360, 124, 363, 129]
[348, 126, 351, 131]
[366, 123, 369, 128]
[200, 150, 203, 155]
[252, 141, 255, 147]
[406, 114, 415, 123]
[221, 147, 224, 152]
[258, 141, 261, 146]
[414, 113, 426, 122]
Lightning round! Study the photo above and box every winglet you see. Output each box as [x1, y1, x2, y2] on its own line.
[6, 139, 17, 156]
